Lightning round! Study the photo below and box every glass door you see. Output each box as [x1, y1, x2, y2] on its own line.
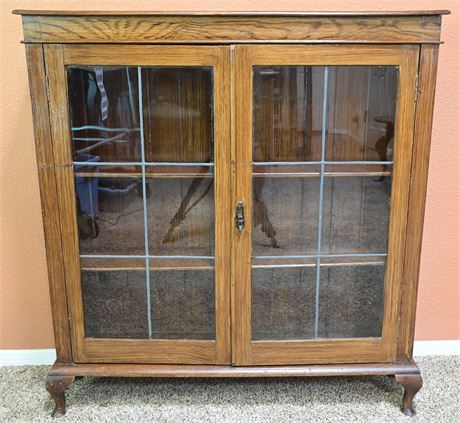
[45, 45, 230, 364]
[232, 45, 419, 365]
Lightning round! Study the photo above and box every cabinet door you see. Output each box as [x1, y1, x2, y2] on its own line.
[232, 45, 419, 365]
[45, 45, 231, 364]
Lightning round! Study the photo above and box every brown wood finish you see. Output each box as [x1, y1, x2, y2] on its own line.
[18, 10, 447, 418]
[395, 373, 423, 416]
[44, 44, 231, 365]
[49, 360, 419, 378]
[45, 375, 75, 417]
[17, 14, 444, 45]
[232, 45, 253, 365]
[24, 44, 73, 362]
[13, 10, 451, 16]
[397, 45, 440, 361]
[44, 44, 86, 362]
[232, 44, 419, 366]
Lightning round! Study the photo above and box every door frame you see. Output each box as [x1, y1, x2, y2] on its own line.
[44, 44, 231, 364]
[231, 44, 419, 365]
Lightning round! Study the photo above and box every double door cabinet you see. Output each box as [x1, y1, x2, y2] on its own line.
[16, 9, 448, 417]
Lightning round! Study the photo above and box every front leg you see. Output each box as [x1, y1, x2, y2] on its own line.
[45, 375, 75, 417]
[395, 373, 423, 416]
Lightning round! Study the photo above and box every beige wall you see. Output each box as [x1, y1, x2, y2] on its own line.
[0, 0, 459, 350]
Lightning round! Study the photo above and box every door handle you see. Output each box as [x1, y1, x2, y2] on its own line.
[235, 202, 245, 231]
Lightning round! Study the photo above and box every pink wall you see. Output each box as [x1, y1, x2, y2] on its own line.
[0, 0, 458, 350]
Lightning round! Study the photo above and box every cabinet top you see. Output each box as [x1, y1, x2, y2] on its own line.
[14, 10, 449, 45]
[13, 10, 450, 16]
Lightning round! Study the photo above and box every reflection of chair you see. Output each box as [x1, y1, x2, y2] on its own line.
[253, 179, 280, 248]
[163, 66, 313, 248]
[162, 170, 213, 244]
[251, 66, 313, 249]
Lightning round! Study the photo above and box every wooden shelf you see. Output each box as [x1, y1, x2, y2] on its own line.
[80, 257, 214, 272]
[75, 172, 213, 179]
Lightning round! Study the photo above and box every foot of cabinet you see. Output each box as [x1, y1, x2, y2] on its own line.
[45, 375, 75, 417]
[395, 373, 423, 416]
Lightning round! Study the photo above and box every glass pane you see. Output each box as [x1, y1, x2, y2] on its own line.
[253, 66, 323, 162]
[321, 171, 391, 254]
[68, 66, 141, 163]
[82, 270, 148, 339]
[142, 68, 213, 162]
[147, 175, 214, 257]
[253, 65, 397, 163]
[252, 175, 319, 256]
[69, 65, 216, 341]
[150, 265, 215, 339]
[252, 266, 316, 340]
[318, 262, 385, 338]
[325, 66, 398, 162]
[252, 64, 397, 341]
[75, 172, 145, 255]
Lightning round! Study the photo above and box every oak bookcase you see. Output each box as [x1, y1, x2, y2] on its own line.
[15, 9, 448, 417]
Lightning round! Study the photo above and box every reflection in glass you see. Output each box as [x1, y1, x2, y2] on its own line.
[82, 270, 148, 339]
[150, 267, 215, 339]
[252, 177, 319, 256]
[321, 174, 391, 254]
[68, 66, 141, 163]
[252, 267, 316, 340]
[253, 65, 397, 163]
[325, 66, 398, 162]
[69, 66, 216, 341]
[148, 176, 214, 257]
[319, 264, 385, 338]
[252, 65, 398, 341]
[142, 67, 213, 163]
[75, 174, 144, 255]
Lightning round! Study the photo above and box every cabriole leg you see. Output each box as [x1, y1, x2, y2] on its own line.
[45, 375, 75, 417]
[395, 373, 423, 416]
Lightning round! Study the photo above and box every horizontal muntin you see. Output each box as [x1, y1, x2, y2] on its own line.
[253, 253, 387, 259]
[253, 161, 393, 166]
[80, 254, 214, 260]
[73, 161, 214, 167]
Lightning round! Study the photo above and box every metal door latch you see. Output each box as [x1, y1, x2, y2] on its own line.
[235, 202, 245, 231]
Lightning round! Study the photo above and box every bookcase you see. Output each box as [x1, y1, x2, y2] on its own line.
[15, 9, 448, 417]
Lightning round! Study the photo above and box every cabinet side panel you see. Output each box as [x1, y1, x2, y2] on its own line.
[24, 44, 72, 361]
[398, 45, 440, 361]
[44, 44, 86, 362]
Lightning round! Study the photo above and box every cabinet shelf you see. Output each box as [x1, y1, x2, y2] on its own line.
[80, 256, 214, 272]
[75, 171, 213, 179]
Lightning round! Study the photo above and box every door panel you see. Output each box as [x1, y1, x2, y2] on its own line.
[232, 45, 419, 365]
[45, 45, 231, 364]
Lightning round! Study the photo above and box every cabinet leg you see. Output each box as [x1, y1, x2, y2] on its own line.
[395, 373, 423, 416]
[45, 375, 75, 417]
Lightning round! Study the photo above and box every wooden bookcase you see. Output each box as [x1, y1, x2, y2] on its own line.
[15, 9, 448, 417]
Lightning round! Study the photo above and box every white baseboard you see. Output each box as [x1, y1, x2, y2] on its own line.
[0, 349, 56, 366]
[413, 340, 460, 356]
[0, 341, 458, 366]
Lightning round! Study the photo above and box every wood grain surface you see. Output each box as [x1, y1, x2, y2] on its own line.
[18, 15, 444, 44]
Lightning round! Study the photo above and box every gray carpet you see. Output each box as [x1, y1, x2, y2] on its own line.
[0, 356, 458, 422]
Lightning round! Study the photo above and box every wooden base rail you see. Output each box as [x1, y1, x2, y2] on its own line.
[46, 361, 422, 417]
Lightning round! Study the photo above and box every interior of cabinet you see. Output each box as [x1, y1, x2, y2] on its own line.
[67, 61, 398, 343]
[251, 65, 396, 341]
[68, 65, 215, 340]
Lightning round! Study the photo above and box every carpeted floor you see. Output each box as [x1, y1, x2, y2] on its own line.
[0, 356, 458, 422]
